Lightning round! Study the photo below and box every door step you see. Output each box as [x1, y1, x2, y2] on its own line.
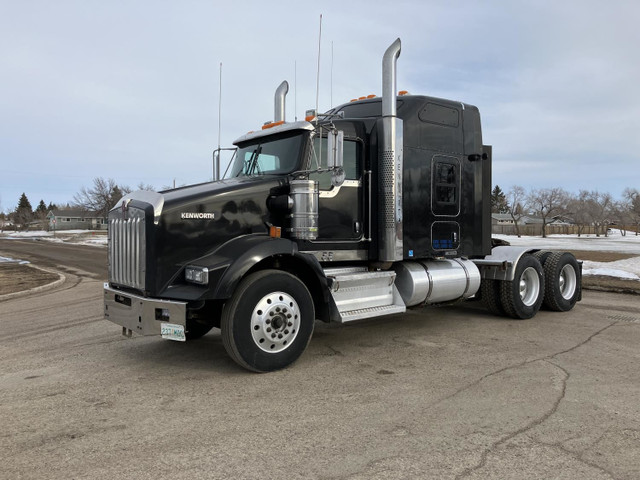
[339, 304, 407, 323]
[324, 269, 406, 323]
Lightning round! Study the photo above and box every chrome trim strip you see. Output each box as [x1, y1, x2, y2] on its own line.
[305, 250, 368, 262]
[318, 179, 361, 199]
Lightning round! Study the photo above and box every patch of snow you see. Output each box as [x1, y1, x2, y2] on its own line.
[1, 230, 107, 247]
[494, 230, 640, 255]
[494, 230, 640, 281]
[0, 256, 30, 264]
[582, 268, 639, 280]
[581, 257, 640, 280]
[74, 238, 108, 247]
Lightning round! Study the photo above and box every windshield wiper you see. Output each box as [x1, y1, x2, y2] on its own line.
[244, 146, 262, 175]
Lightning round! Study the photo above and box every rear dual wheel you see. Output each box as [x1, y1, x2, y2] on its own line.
[481, 279, 504, 316]
[542, 252, 581, 311]
[500, 254, 545, 319]
[484, 251, 580, 319]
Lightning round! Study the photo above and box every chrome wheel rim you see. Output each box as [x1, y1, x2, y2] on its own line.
[559, 264, 577, 300]
[519, 267, 541, 307]
[250, 291, 300, 353]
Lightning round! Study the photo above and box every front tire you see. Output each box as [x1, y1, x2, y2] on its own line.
[221, 270, 315, 372]
[500, 254, 545, 319]
[543, 252, 580, 311]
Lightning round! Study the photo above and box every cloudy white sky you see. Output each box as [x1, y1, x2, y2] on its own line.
[1, 0, 639, 212]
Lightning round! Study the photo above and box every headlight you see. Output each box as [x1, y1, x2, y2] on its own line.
[185, 266, 209, 285]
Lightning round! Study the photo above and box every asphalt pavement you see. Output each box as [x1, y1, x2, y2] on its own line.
[0, 242, 639, 479]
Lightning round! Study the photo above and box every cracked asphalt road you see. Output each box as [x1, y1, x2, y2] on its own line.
[1, 247, 639, 479]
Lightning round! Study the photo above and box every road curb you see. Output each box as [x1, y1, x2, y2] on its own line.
[0, 264, 66, 301]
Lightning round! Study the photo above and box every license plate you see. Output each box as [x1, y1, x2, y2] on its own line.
[161, 323, 186, 342]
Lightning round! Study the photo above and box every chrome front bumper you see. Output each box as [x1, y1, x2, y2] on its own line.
[103, 283, 187, 337]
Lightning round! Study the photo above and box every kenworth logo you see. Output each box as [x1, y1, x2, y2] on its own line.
[181, 212, 215, 220]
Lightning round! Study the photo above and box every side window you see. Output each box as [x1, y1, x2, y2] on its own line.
[432, 156, 460, 216]
[310, 136, 360, 190]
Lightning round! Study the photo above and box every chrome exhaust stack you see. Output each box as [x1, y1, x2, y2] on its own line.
[274, 80, 289, 123]
[378, 38, 404, 262]
[382, 38, 401, 117]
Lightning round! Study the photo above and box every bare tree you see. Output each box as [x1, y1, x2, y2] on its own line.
[610, 200, 632, 236]
[526, 187, 569, 238]
[73, 177, 128, 218]
[585, 191, 613, 237]
[505, 185, 526, 237]
[136, 182, 155, 191]
[623, 188, 640, 235]
[566, 190, 591, 236]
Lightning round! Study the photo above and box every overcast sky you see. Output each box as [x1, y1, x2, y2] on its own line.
[1, 0, 639, 212]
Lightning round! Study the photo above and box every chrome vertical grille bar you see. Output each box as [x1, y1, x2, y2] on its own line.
[108, 210, 146, 290]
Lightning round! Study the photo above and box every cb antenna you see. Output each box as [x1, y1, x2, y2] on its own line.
[217, 62, 222, 151]
[330, 40, 333, 108]
[315, 14, 322, 125]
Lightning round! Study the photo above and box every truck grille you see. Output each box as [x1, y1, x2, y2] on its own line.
[108, 212, 146, 290]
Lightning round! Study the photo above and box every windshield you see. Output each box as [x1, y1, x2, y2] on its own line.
[227, 132, 305, 178]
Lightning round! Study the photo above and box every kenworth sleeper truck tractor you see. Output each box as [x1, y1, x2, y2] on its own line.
[104, 39, 581, 372]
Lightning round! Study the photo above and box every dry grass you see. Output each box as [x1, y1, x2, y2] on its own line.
[0, 263, 59, 296]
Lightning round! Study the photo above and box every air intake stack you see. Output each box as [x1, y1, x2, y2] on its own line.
[274, 80, 289, 123]
[378, 38, 404, 262]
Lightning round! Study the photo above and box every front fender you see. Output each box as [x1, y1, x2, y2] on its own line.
[158, 235, 334, 317]
[208, 235, 300, 298]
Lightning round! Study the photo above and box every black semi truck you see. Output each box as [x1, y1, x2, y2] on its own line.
[104, 39, 581, 372]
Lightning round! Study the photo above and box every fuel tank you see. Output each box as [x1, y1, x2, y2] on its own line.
[393, 259, 481, 307]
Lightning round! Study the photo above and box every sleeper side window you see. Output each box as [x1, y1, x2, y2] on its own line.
[431, 156, 460, 216]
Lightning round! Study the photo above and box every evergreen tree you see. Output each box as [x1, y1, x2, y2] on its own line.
[15, 193, 33, 229]
[47, 201, 58, 211]
[491, 185, 509, 213]
[111, 185, 123, 207]
[36, 199, 47, 214]
[17, 193, 32, 212]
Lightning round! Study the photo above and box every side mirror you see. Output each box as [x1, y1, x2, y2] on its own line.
[327, 130, 345, 187]
[327, 130, 344, 169]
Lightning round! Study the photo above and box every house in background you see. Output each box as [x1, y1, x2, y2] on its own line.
[46, 209, 107, 231]
[491, 213, 571, 226]
[491, 213, 540, 226]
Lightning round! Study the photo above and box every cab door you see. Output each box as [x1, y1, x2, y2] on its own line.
[309, 136, 364, 242]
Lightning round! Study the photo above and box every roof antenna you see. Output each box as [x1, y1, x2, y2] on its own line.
[217, 62, 222, 152]
[212, 62, 223, 181]
[330, 40, 333, 108]
[315, 14, 322, 125]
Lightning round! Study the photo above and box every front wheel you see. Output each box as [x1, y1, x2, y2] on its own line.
[500, 254, 545, 319]
[221, 270, 315, 372]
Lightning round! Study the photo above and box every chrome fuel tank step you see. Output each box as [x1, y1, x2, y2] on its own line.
[324, 268, 406, 323]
